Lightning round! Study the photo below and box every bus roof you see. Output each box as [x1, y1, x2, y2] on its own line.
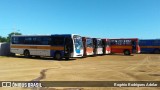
[82, 37, 92, 39]
[11, 35, 51, 37]
[109, 38, 138, 40]
[11, 34, 80, 37]
[139, 39, 160, 41]
[93, 38, 102, 39]
[51, 34, 76, 36]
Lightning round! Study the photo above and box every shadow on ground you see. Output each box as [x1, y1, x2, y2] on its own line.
[7, 55, 76, 61]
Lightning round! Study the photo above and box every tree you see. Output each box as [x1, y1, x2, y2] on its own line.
[0, 36, 7, 42]
[7, 32, 22, 42]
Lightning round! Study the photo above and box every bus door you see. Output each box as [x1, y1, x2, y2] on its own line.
[82, 38, 87, 56]
[64, 37, 73, 58]
[132, 41, 137, 53]
[102, 40, 106, 54]
[93, 39, 97, 55]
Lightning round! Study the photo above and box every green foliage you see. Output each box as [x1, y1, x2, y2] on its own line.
[7, 32, 22, 42]
[0, 32, 22, 43]
[0, 36, 7, 42]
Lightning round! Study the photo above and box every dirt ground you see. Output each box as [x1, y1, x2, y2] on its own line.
[0, 54, 160, 90]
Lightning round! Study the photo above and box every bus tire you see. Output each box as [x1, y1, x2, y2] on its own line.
[54, 52, 62, 60]
[154, 49, 160, 54]
[24, 50, 30, 58]
[124, 50, 130, 55]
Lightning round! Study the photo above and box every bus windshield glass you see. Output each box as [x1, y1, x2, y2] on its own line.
[97, 39, 102, 47]
[86, 38, 93, 48]
[111, 39, 132, 45]
[73, 35, 83, 52]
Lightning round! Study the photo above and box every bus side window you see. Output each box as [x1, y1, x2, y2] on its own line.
[41, 37, 50, 45]
[19, 37, 25, 44]
[36, 37, 42, 45]
[12, 37, 16, 44]
[32, 37, 37, 45]
[24, 37, 33, 44]
[111, 40, 115, 45]
[12, 37, 20, 44]
[132, 41, 136, 46]
[52, 36, 64, 46]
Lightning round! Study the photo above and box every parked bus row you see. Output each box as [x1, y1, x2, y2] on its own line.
[10, 34, 160, 60]
[82, 37, 140, 56]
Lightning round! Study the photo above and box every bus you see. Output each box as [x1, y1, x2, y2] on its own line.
[110, 38, 140, 55]
[10, 34, 84, 60]
[93, 38, 103, 55]
[102, 39, 111, 54]
[139, 39, 160, 54]
[82, 37, 94, 57]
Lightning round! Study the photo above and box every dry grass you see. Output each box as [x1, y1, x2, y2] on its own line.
[0, 54, 160, 90]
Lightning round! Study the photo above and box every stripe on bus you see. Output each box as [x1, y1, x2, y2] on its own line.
[140, 46, 160, 48]
[11, 45, 64, 50]
[111, 46, 132, 49]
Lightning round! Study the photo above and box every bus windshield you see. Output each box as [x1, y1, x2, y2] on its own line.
[73, 35, 83, 52]
[97, 39, 102, 47]
[86, 38, 93, 48]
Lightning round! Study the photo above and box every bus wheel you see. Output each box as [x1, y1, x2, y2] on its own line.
[24, 50, 30, 58]
[124, 50, 130, 55]
[154, 49, 160, 54]
[54, 52, 62, 60]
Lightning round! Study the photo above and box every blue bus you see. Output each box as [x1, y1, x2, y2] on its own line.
[11, 34, 84, 60]
[139, 39, 160, 54]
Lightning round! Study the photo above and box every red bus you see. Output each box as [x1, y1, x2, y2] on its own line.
[82, 37, 94, 57]
[102, 39, 111, 54]
[110, 38, 140, 55]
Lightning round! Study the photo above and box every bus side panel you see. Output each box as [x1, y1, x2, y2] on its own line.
[111, 48, 123, 53]
[36, 49, 50, 56]
[139, 40, 160, 53]
[50, 50, 55, 57]
[140, 46, 160, 53]
[50, 46, 65, 58]
[111, 46, 132, 53]
[11, 47, 24, 55]
[50, 50, 65, 58]
[140, 48, 154, 53]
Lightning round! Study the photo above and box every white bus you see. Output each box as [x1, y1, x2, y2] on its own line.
[10, 34, 84, 60]
[93, 38, 103, 55]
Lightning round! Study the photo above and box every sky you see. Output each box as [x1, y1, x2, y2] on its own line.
[0, 0, 160, 39]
